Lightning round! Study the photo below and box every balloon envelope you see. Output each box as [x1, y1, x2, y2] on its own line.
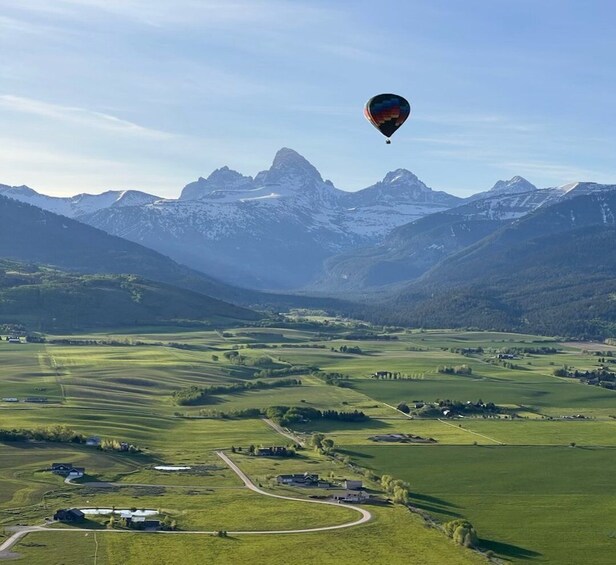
[364, 93, 411, 139]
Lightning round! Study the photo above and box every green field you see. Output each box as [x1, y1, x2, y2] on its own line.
[346, 445, 616, 565]
[11, 506, 482, 565]
[1, 325, 615, 564]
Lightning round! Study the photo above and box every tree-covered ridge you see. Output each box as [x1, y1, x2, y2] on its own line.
[0, 259, 259, 330]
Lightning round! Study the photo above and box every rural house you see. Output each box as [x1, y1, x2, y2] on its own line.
[51, 463, 85, 478]
[331, 491, 370, 503]
[276, 472, 319, 486]
[53, 508, 85, 522]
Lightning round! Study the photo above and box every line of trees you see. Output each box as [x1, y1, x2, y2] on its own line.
[554, 366, 616, 389]
[313, 371, 352, 387]
[265, 405, 369, 427]
[0, 425, 85, 443]
[438, 365, 473, 375]
[0, 425, 142, 452]
[254, 365, 316, 379]
[173, 378, 302, 406]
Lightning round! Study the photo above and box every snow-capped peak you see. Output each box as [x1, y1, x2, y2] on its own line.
[260, 148, 324, 185]
[489, 176, 537, 195]
[346, 169, 461, 208]
[381, 169, 421, 185]
[180, 166, 254, 200]
[0, 184, 159, 217]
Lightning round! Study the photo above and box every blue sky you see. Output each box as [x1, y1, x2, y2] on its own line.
[1, 0, 615, 197]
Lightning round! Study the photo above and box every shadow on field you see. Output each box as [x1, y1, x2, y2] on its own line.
[481, 539, 542, 560]
[412, 493, 461, 508]
[336, 448, 375, 459]
[411, 502, 462, 518]
[410, 493, 462, 518]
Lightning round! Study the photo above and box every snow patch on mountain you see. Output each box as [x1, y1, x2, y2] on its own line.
[561, 182, 616, 198]
[0, 184, 160, 218]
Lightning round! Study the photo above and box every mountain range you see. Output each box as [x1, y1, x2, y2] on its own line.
[3, 149, 616, 337]
[0, 194, 350, 320]
[380, 188, 616, 337]
[1, 148, 462, 290]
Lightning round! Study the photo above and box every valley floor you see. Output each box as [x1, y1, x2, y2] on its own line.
[0, 323, 614, 564]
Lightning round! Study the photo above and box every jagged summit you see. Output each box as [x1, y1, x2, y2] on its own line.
[346, 168, 461, 208]
[381, 169, 421, 185]
[180, 166, 254, 200]
[489, 176, 537, 195]
[257, 148, 324, 187]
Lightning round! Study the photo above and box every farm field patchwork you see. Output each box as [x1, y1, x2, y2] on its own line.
[0, 324, 615, 564]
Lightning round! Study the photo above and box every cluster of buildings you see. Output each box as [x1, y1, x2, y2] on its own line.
[53, 509, 161, 530]
[275, 473, 369, 503]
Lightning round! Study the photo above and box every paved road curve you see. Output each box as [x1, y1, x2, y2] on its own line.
[0, 451, 371, 558]
[215, 450, 372, 534]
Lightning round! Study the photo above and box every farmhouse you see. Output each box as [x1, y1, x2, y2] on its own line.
[497, 353, 516, 360]
[68, 467, 85, 478]
[330, 490, 370, 503]
[7, 337, 21, 344]
[277, 472, 319, 486]
[86, 436, 101, 447]
[53, 508, 85, 522]
[51, 463, 85, 477]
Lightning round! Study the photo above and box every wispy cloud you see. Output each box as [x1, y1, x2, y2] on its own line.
[0, 136, 181, 195]
[7, 0, 333, 29]
[497, 160, 614, 184]
[416, 113, 540, 133]
[0, 95, 172, 139]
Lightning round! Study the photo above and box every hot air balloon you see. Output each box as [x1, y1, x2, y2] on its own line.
[364, 93, 411, 144]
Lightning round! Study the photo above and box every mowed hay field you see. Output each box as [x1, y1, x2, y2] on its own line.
[1, 325, 616, 564]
